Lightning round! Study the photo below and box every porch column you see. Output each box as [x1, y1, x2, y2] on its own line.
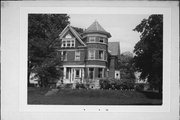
[79, 69, 82, 83]
[82, 68, 84, 83]
[70, 68, 73, 83]
[63, 67, 67, 80]
[74, 69, 76, 79]
[102, 68, 104, 78]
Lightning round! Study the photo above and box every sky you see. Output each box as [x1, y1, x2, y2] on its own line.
[69, 14, 150, 53]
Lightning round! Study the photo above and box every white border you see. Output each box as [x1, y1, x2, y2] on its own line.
[20, 7, 171, 113]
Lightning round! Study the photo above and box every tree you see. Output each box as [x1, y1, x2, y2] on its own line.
[133, 15, 163, 93]
[28, 14, 70, 87]
[72, 26, 84, 36]
[119, 51, 135, 82]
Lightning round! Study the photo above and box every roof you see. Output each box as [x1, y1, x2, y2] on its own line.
[84, 21, 111, 38]
[108, 42, 120, 59]
[59, 24, 86, 47]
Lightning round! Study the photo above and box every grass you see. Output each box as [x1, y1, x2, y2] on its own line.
[28, 87, 162, 105]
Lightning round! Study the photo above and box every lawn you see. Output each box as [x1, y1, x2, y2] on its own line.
[28, 87, 162, 105]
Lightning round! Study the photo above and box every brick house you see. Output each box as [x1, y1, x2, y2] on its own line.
[54, 21, 120, 88]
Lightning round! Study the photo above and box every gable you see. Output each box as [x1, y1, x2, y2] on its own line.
[59, 25, 86, 47]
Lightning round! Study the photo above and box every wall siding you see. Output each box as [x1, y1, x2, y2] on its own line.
[87, 43, 107, 50]
[86, 60, 106, 66]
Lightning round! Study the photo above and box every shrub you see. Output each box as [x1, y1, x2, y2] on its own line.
[135, 83, 145, 91]
[76, 83, 86, 89]
[99, 78, 135, 90]
[65, 83, 73, 89]
[99, 78, 111, 89]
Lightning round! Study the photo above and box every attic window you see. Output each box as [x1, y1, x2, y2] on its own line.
[61, 39, 75, 48]
[65, 34, 72, 38]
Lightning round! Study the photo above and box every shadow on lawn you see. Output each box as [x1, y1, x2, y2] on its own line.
[140, 91, 162, 99]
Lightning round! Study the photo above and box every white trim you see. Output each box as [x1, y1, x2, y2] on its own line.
[59, 25, 86, 47]
[86, 42, 107, 45]
[59, 24, 70, 37]
[86, 65, 106, 68]
[63, 65, 85, 68]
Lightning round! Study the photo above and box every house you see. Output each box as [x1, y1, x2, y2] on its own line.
[53, 21, 120, 88]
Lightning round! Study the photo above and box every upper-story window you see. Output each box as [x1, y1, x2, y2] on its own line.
[61, 39, 75, 48]
[88, 50, 95, 59]
[99, 37, 104, 43]
[61, 51, 67, 61]
[75, 51, 80, 61]
[104, 52, 107, 60]
[89, 37, 96, 42]
[99, 50, 104, 60]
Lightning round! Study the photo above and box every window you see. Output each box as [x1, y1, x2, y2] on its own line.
[61, 39, 75, 48]
[61, 51, 67, 61]
[104, 52, 107, 60]
[75, 69, 80, 78]
[65, 34, 72, 38]
[67, 40, 71, 47]
[98, 68, 103, 78]
[88, 50, 95, 59]
[99, 50, 104, 60]
[62, 41, 66, 47]
[89, 37, 96, 42]
[75, 51, 80, 61]
[99, 37, 104, 43]
[72, 40, 75, 47]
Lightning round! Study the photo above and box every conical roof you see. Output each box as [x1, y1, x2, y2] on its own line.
[84, 21, 111, 38]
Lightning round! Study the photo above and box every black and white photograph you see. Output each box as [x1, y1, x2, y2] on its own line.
[28, 14, 163, 105]
[1, 1, 179, 120]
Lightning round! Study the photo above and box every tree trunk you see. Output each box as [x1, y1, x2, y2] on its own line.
[27, 71, 31, 87]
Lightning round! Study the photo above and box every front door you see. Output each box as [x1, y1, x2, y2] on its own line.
[89, 68, 94, 79]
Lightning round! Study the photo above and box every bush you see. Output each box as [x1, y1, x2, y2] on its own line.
[99, 78, 135, 90]
[135, 83, 145, 91]
[76, 83, 87, 89]
[65, 83, 73, 89]
[99, 78, 111, 89]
